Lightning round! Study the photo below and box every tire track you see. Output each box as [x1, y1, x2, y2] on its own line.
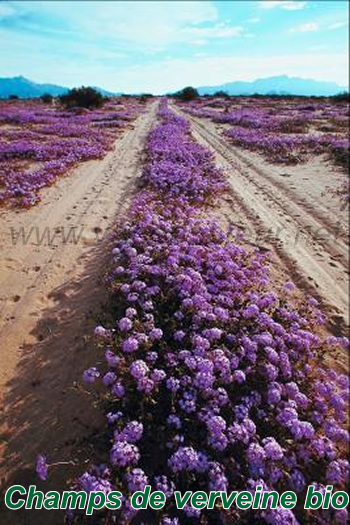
[174, 105, 349, 334]
[0, 101, 158, 387]
[188, 114, 348, 267]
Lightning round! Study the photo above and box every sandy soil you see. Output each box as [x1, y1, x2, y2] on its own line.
[173, 105, 349, 341]
[0, 100, 348, 523]
[0, 101, 158, 523]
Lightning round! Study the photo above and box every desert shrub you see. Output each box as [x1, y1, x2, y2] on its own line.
[329, 144, 349, 171]
[331, 92, 349, 103]
[8, 94, 19, 100]
[139, 94, 153, 103]
[175, 86, 199, 102]
[59, 86, 105, 109]
[40, 93, 53, 104]
[214, 90, 230, 98]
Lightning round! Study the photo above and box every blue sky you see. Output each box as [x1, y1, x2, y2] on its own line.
[0, 1, 348, 93]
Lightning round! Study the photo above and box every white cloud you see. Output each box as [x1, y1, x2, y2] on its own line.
[0, 0, 347, 94]
[290, 22, 319, 33]
[1, 28, 347, 93]
[77, 2, 219, 48]
[4, 1, 219, 49]
[1, 1, 249, 54]
[247, 17, 261, 23]
[184, 24, 244, 39]
[259, 1, 306, 11]
[329, 21, 348, 30]
[191, 39, 208, 46]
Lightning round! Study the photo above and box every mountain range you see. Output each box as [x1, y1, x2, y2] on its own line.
[0, 76, 118, 99]
[0, 75, 347, 99]
[197, 75, 347, 97]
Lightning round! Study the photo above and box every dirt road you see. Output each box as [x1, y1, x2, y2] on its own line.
[0, 101, 158, 509]
[174, 106, 349, 337]
[0, 100, 348, 523]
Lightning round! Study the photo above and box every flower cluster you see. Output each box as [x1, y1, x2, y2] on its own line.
[0, 98, 144, 207]
[225, 127, 349, 165]
[180, 96, 349, 169]
[78, 101, 348, 524]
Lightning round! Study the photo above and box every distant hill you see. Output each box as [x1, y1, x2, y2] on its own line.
[0, 76, 120, 99]
[1, 74, 347, 99]
[197, 75, 347, 97]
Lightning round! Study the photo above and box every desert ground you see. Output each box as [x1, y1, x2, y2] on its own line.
[173, 104, 349, 338]
[0, 96, 348, 524]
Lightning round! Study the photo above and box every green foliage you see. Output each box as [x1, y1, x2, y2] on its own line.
[175, 86, 199, 102]
[59, 86, 105, 109]
[213, 90, 229, 98]
[331, 91, 349, 103]
[40, 93, 53, 104]
[329, 144, 349, 171]
[139, 94, 153, 103]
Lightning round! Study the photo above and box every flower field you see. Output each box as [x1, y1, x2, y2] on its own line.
[0, 98, 144, 207]
[180, 97, 349, 168]
[0, 1, 349, 523]
[56, 101, 350, 524]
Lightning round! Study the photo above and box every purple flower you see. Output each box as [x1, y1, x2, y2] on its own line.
[83, 367, 100, 384]
[105, 349, 119, 367]
[263, 437, 284, 461]
[125, 307, 137, 318]
[209, 461, 228, 491]
[125, 468, 148, 492]
[77, 469, 113, 497]
[326, 459, 349, 485]
[233, 370, 246, 384]
[106, 411, 123, 424]
[102, 372, 117, 386]
[110, 441, 140, 467]
[162, 518, 179, 525]
[149, 328, 163, 341]
[111, 381, 125, 398]
[166, 377, 180, 392]
[207, 415, 226, 436]
[268, 383, 282, 404]
[151, 369, 166, 382]
[94, 325, 107, 338]
[118, 317, 133, 332]
[120, 421, 143, 443]
[36, 454, 48, 481]
[137, 377, 155, 394]
[122, 336, 139, 353]
[130, 360, 149, 379]
[167, 414, 182, 428]
[168, 446, 208, 473]
[243, 304, 259, 318]
[146, 351, 158, 363]
[154, 475, 175, 498]
[247, 443, 266, 466]
[284, 281, 295, 292]
[174, 330, 185, 342]
[289, 469, 305, 492]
